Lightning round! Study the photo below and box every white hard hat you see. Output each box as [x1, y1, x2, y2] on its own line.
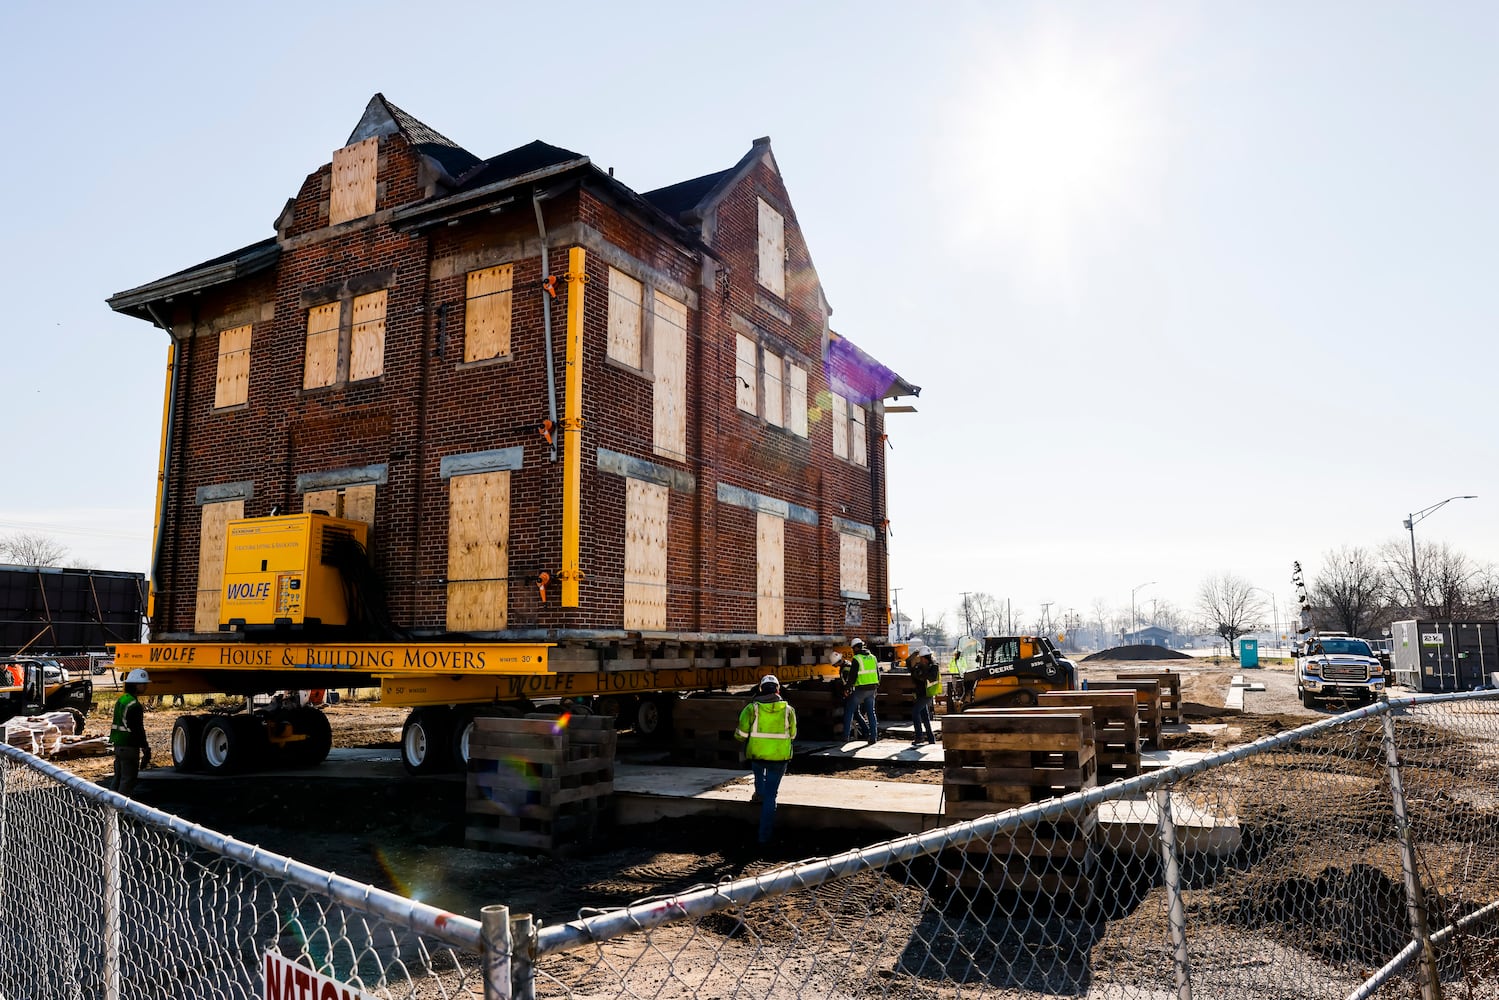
[760, 674, 780, 688]
[125, 668, 151, 684]
[918, 646, 933, 658]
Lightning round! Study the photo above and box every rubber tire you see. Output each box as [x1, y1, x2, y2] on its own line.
[635, 695, 676, 741]
[171, 716, 206, 772]
[202, 715, 263, 774]
[1300, 688, 1316, 710]
[291, 707, 332, 767]
[401, 708, 453, 775]
[1012, 687, 1039, 707]
[448, 709, 477, 772]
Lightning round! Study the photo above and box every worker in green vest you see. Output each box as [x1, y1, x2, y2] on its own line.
[109, 668, 152, 796]
[907, 646, 940, 745]
[841, 638, 881, 745]
[735, 674, 797, 846]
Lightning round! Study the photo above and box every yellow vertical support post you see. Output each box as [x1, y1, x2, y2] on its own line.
[148, 342, 176, 620]
[561, 247, 587, 607]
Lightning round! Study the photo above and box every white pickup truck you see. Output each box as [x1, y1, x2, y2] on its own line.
[1295, 633, 1386, 708]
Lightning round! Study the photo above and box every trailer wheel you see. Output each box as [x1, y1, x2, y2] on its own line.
[172, 716, 205, 772]
[449, 709, 477, 771]
[202, 715, 262, 774]
[635, 694, 675, 741]
[291, 707, 332, 766]
[401, 708, 453, 775]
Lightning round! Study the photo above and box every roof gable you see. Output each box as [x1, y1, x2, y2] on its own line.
[347, 93, 480, 180]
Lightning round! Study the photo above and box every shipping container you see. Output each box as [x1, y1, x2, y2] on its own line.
[1389, 619, 1499, 692]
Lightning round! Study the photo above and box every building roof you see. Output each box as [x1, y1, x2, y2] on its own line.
[454, 140, 589, 192]
[349, 94, 480, 179]
[827, 331, 921, 402]
[641, 168, 735, 220]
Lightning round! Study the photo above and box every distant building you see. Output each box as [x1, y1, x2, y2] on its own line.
[1123, 624, 1174, 647]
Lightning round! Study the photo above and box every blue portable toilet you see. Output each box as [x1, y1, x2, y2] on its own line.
[1239, 638, 1260, 668]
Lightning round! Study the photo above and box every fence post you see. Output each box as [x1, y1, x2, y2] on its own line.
[481, 905, 512, 1000]
[510, 911, 536, 1000]
[1155, 788, 1193, 1000]
[1382, 711, 1441, 1000]
[104, 806, 121, 1000]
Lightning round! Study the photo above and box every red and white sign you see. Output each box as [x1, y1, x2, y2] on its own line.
[264, 951, 378, 1000]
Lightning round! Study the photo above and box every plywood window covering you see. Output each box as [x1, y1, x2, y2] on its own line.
[757, 197, 785, 298]
[465, 265, 514, 362]
[303, 302, 342, 390]
[329, 137, 378, 225]
[302, 485, 377, 530]
[735, 334, 758, 413]
[840, 532, 869, 597]
[446, 471, 510, 631]
[214, 324, 252, 409]
[652, 291, 688, 460]
[762, 350, 784, 428]
[606, 267, 643, 368]
[850, 402, 868, 467]
[623, 478, 668, 629]
[349, 290, 387, 382]
[787, 363, 808, 437]
[831, 391, 849, 459]
[756, 511, 785, 635]
[195, 499, 244, 633]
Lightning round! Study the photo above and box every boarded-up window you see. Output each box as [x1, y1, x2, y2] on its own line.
[349, 290, 387, 382]
[195, 499, 244, 633]
[735, 334, 758, 413]
[762, 350, 784, 428]
[849, 403, 868, 467]
[214, 324, 251, 409]
[757, 198, 785, 298]
[465, 265, 513, 362]
[840, 532, 870, 598]
[303, 302, 342, 390]
[302, 485, 377, 531]
[607, 267, 643, 368]
[652, 291, 688, 460]
[757, 511, 785, 635]
[623, 478, 668, 629]
[446, 472, 510, 631]
[329, 138, 378, 225]
[787, 363, 808, 437]
[831, 391, 849, 459]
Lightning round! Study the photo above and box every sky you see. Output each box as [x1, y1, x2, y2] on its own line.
[1, 1, 1495, 639]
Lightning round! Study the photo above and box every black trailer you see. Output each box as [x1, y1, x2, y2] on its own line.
[0, 565, 146, 655]
[1389, 619, 1498, 692]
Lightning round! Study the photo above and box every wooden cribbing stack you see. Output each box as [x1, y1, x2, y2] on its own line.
[670, 695, 745, 767]
[1038, 690, 1142, 781]
[466, 713, 616, 853]
[1082, 679, 1164, 749]
[780, 683, 843, 739]
[1115, 670, 1183, 724]
[876, 672, 918, 722]
[940, 708, 1099, 909]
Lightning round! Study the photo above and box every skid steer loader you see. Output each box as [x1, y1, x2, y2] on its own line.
[947, 635, 1077, 711]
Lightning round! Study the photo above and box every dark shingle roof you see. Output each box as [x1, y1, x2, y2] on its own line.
[642, 168, 735, 221]
[454, 140, 588, 191]
[353, 94, 481, 179]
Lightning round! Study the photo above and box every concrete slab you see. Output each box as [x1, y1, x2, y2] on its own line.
[807, 738, 944, 766]
[1096, 794, 1241, 857]
[1226, 677, 1246, 710]
[1141, 749, 1211, 771]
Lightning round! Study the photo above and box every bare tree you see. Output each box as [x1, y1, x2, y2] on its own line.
[1150, 599, 1188, 636]
[0, 532, 68, 567]
[1309, 546, 1386, 636]
[1196, 573, 1264, 651]
[1380, 539, 1479, 619]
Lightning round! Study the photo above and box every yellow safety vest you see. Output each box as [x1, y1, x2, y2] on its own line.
[853, 653, 879, 687]
[109, 693, 138, 748]
[735, 700, 796, 761]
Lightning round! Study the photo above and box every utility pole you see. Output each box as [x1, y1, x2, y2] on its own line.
[1040, 602, 1054, 637]
[890, 588, 903, 641]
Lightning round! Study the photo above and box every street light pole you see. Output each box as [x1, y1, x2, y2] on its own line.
[1130, 581, 1156, 646]
[1403, 495, 1477, 615]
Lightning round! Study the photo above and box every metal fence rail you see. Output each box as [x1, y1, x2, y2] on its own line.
[3, 694, 1498, 999]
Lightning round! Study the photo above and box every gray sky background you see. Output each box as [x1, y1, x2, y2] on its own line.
[1, 1, 1494, 637]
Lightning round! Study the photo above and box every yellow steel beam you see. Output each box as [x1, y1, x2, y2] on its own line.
[148, 341, 176, 620]
[560, 246, 587, 607]
[110, 642, 550, 674]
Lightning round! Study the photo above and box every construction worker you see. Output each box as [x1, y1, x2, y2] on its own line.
[841, 638, 881, 745]
[735, 674, 797, 846]
[109, 668, 152, 796]
[908, 646, 940, 745]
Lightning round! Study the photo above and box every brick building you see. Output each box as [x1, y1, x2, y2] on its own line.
[108, 95, 917, 659]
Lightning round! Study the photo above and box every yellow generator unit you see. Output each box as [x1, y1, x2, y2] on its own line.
[219, 513, 369, 631]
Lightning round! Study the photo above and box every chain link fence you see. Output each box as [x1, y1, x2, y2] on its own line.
[3, 693, 1498, 999]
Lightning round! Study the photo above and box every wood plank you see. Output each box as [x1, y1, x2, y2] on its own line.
[735, 333, 757, 413]
[465, 264, 513, 362]
[762, 349, 783, 428]
[342, 484, 376, 529]
[831, 392, 848, 458]
[756, 511, 785, 635]
[623, 478, 668, 630]
[195, 500, 243, 632]
[787, 362, 807, 437]
[756, 197, 785, 297]
[329, 137, 378, 224]
[839, 532, 868, 596]
[349, 289, 387, 381]
[651, 290, 687, 460]
[214, 324, 251, 409]
[606, 267, 642, 368]
[303, 302, 341, 389]
[942, 732, 1089, 752]
[302, 490, 338, 516]
[849, 402, 867, 466]
[446, 471, 509, 631]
